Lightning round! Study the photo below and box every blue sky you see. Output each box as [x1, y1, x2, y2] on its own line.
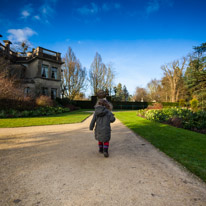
[1, 0, 206, 96]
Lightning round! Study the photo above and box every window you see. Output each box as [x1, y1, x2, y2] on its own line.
[42, 87, 48, 96]
[51, 67, 57, 79]
[51, 88, 57, 99]
[41, 65, 49, 78]
[24, 87, 30, 97]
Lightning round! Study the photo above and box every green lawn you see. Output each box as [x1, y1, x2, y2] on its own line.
[115, 111, 206, 182]
[0, 110, 92, 128]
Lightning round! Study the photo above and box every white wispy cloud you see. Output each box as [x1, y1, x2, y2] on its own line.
[20, 4, 33, 19]
[37, 0, 59, 23]
[19, 0, 58, 23]
[7, 27, 37, 43]
[21, 10, 30, 18]
[40, 4, 54, 18]
[34, 15, 40, 20]
[77, 2, 121, 16]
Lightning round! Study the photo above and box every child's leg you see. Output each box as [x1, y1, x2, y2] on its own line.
[103, 141, 109, 157]
[103, 141, 109, 149]
[98, 141, 103, 153]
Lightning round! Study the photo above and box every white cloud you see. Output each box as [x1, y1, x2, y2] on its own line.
[7, 27, 37, 43]
[40, 4, 54, 17]
[20, 4, 33, 19]
[34, 15, 40, 20]
[30, 0, 58, 23]
[77, 2, 121, 16]
[21, 10, 30, 18]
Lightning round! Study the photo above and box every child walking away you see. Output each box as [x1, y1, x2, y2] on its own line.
[89, 99, 115, 157]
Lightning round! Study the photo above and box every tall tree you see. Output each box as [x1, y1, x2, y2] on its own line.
[159, 76, 171, 102]
[122, 85, 129, 101]
[105, 63, 115, 95]
[161, 57, 187, 102]
[73, 92, 86, 100]
[133, 87, 149, 102]
[185, 44, 206, 108]
[113, 83, 124, 101]
[147, 79, 161, 102]
[89, 52, 115, 95]
[62, 47, 87, 100]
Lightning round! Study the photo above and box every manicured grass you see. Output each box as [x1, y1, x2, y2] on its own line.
[0, 110, 92, 128]
[115, 111, 206, 182]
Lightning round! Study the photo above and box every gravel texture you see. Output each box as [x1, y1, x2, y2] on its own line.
[0, 116, 206, 206]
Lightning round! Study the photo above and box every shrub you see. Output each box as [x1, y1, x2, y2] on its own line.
[190, 98, 198, 112]
[137, 107, 206, 132]
[56, 98, 79, 111]
[137, 109, 147, 117]
[161, 102, 179, 107]
[0, 98, 36, 111]
[21, 110, 31, 117]
[147, 102, 163, 110]
[179, 99, 186, 107]
[0, 106, 70, 118]
[36, 96, 54, 107]
[0, 110, 6, 118]
[169, 117, 183, 128]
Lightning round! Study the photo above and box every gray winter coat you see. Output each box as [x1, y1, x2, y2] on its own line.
[89, 106, 115, 142]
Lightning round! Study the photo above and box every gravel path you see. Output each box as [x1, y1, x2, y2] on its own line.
[0, 116, 206, 206]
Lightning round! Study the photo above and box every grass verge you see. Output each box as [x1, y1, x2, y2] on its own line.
[115, 111, 206, 182]
[0, 110, 92, 128]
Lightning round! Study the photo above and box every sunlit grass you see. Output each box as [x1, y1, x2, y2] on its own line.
[0, 110, 92, 128]
[115, 111, 206, 182]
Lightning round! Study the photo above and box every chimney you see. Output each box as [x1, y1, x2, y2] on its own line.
[3, 40, 12, 54]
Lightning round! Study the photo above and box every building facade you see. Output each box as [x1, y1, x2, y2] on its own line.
[0, 40, 64, 99]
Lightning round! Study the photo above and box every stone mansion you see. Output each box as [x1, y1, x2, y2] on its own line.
[0, 40, 64, 99]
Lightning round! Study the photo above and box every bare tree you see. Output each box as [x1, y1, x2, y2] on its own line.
[159, 76, 171, 102]
[161, 57, 187, 102]
[0, 56, 10, 74]
[0, 57, 23, 99]
[147, 79, 161, 102]
[133, 87, 149, 102]
[105, 63, 115, 95]
[89, 52, 115, 95]
[73, 92, 86, 100]
[62, 47, 87, 100]
[11, 40, 31, 56]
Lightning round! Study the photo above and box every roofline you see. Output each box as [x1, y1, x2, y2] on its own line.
[16, 55, 64, 65]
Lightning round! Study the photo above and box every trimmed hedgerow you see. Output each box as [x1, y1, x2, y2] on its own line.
[0, 106, 70, 118]
[137, 108, 206, 132]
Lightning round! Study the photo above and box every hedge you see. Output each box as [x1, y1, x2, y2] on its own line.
[56, 98, 179, 110]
